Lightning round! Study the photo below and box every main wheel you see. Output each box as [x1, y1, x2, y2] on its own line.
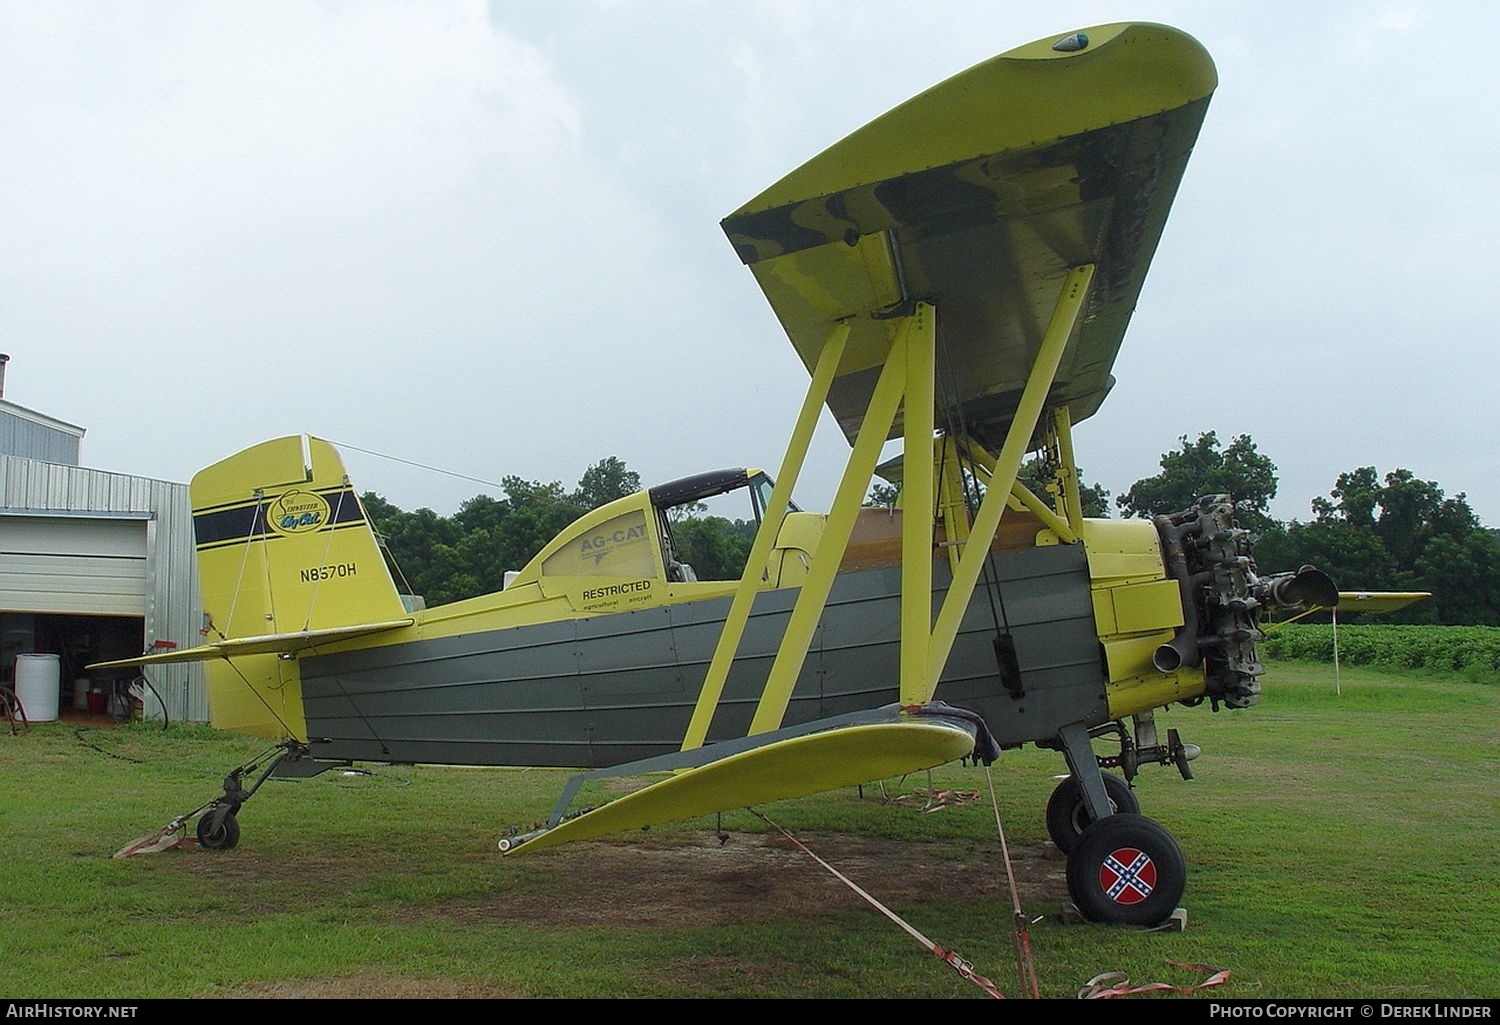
[196, 809, 241, 850]
[1045, 773, 1139, 854]
[1065, 813, 1186, 927]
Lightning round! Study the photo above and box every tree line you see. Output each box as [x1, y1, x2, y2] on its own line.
[1109, 432, 1499, 626]
[361, 455, 756, 606]
[361, 432, 1498, 624]
[360, 457, 644, 606]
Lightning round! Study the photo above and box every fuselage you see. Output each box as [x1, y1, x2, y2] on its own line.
[203, 466, 1208, 766]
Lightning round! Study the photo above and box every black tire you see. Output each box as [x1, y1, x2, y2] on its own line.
[1045, 773, 1139, 854]
[1065, 813, 1186, 927]
[196, 809, 241, 850]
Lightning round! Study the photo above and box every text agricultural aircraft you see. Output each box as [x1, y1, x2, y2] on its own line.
[97, 23, 1335, 927]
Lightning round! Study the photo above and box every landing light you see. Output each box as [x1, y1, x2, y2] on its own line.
[1052, 33, 1089, 52]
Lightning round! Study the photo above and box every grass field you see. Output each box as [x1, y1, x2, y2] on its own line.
[0, 660, 1495, 999]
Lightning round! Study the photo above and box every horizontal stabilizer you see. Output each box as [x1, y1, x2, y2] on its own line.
[86, 619, 414, 670]
[506, 717, 978, 855]
[1334, 592, 1432, 615]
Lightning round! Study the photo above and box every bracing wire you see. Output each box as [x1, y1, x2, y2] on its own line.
[221, 493, 267, 640]
[223, 657, 299, 741]
[323, 438, 507, 492]
[934, 331, 1014, 644]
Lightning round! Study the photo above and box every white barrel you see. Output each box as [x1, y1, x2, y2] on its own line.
[72, 678, 90, 711]
[15, 654, 62, 722]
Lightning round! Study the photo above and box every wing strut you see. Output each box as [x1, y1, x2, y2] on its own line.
[685, 265, 1092, 739]
[679, 321, 850, 751]
[1050, 406, 1086, 537]
[921, 264, 1095, 702]
[960, 441, 1077, 545]
[747, 308, 928, 734]
[899, 302, 937, 707]
[937, 436, 972, 575]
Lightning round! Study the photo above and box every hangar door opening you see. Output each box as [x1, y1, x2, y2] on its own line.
[0, 515, 149, 716]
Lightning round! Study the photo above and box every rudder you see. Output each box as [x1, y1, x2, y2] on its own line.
[190, 436, 407, 737]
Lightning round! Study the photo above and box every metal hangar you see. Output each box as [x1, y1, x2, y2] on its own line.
[0, 355, 205, 724]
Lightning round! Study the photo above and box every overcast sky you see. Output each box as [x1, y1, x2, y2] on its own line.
[3, 1, 1496, 529]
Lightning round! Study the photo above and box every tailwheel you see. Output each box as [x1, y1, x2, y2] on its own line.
[1044, 773, 1139, 854]
[1065, 813, 1186, 927]
[196, 806, 241, 850]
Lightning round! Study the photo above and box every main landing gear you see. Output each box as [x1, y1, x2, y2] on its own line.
[1044, 771, 1138, 854]
[1064, 812, 1188, 927]
[1045, 718, 1197, 926]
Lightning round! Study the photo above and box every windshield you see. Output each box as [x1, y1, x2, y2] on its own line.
[656, 470, 795, 580]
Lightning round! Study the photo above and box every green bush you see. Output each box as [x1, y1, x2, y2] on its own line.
[1262, 624, 1500, 681]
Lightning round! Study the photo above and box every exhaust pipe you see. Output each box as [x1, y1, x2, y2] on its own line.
[1152, 508, 1212, 673]
[1153, 569, 1213, 673]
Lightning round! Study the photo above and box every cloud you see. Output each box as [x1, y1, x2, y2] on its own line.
[0, 2, 693, 508]
[1378, 4, 1424, 33]
[2, 2, 1497, 526]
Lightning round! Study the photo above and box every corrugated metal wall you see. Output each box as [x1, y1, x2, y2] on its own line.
[0, 405, 83, 465]
[0, 455, 206, 722]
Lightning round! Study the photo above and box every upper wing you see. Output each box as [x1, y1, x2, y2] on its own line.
[721, 23, 1217, 451]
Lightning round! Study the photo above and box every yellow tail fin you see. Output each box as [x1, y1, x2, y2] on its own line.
[190, 436, 407, 737]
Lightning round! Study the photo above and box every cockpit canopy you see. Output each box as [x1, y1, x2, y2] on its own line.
[512, 467, 795, 592]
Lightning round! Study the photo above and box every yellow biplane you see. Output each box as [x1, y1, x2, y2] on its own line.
[95, 23, 1338, 927]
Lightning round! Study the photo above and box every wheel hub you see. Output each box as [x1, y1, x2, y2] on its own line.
[1099, 846, 1156, 904]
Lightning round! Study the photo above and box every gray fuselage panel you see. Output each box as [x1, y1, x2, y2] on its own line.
[299, 543, 1106, 767]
